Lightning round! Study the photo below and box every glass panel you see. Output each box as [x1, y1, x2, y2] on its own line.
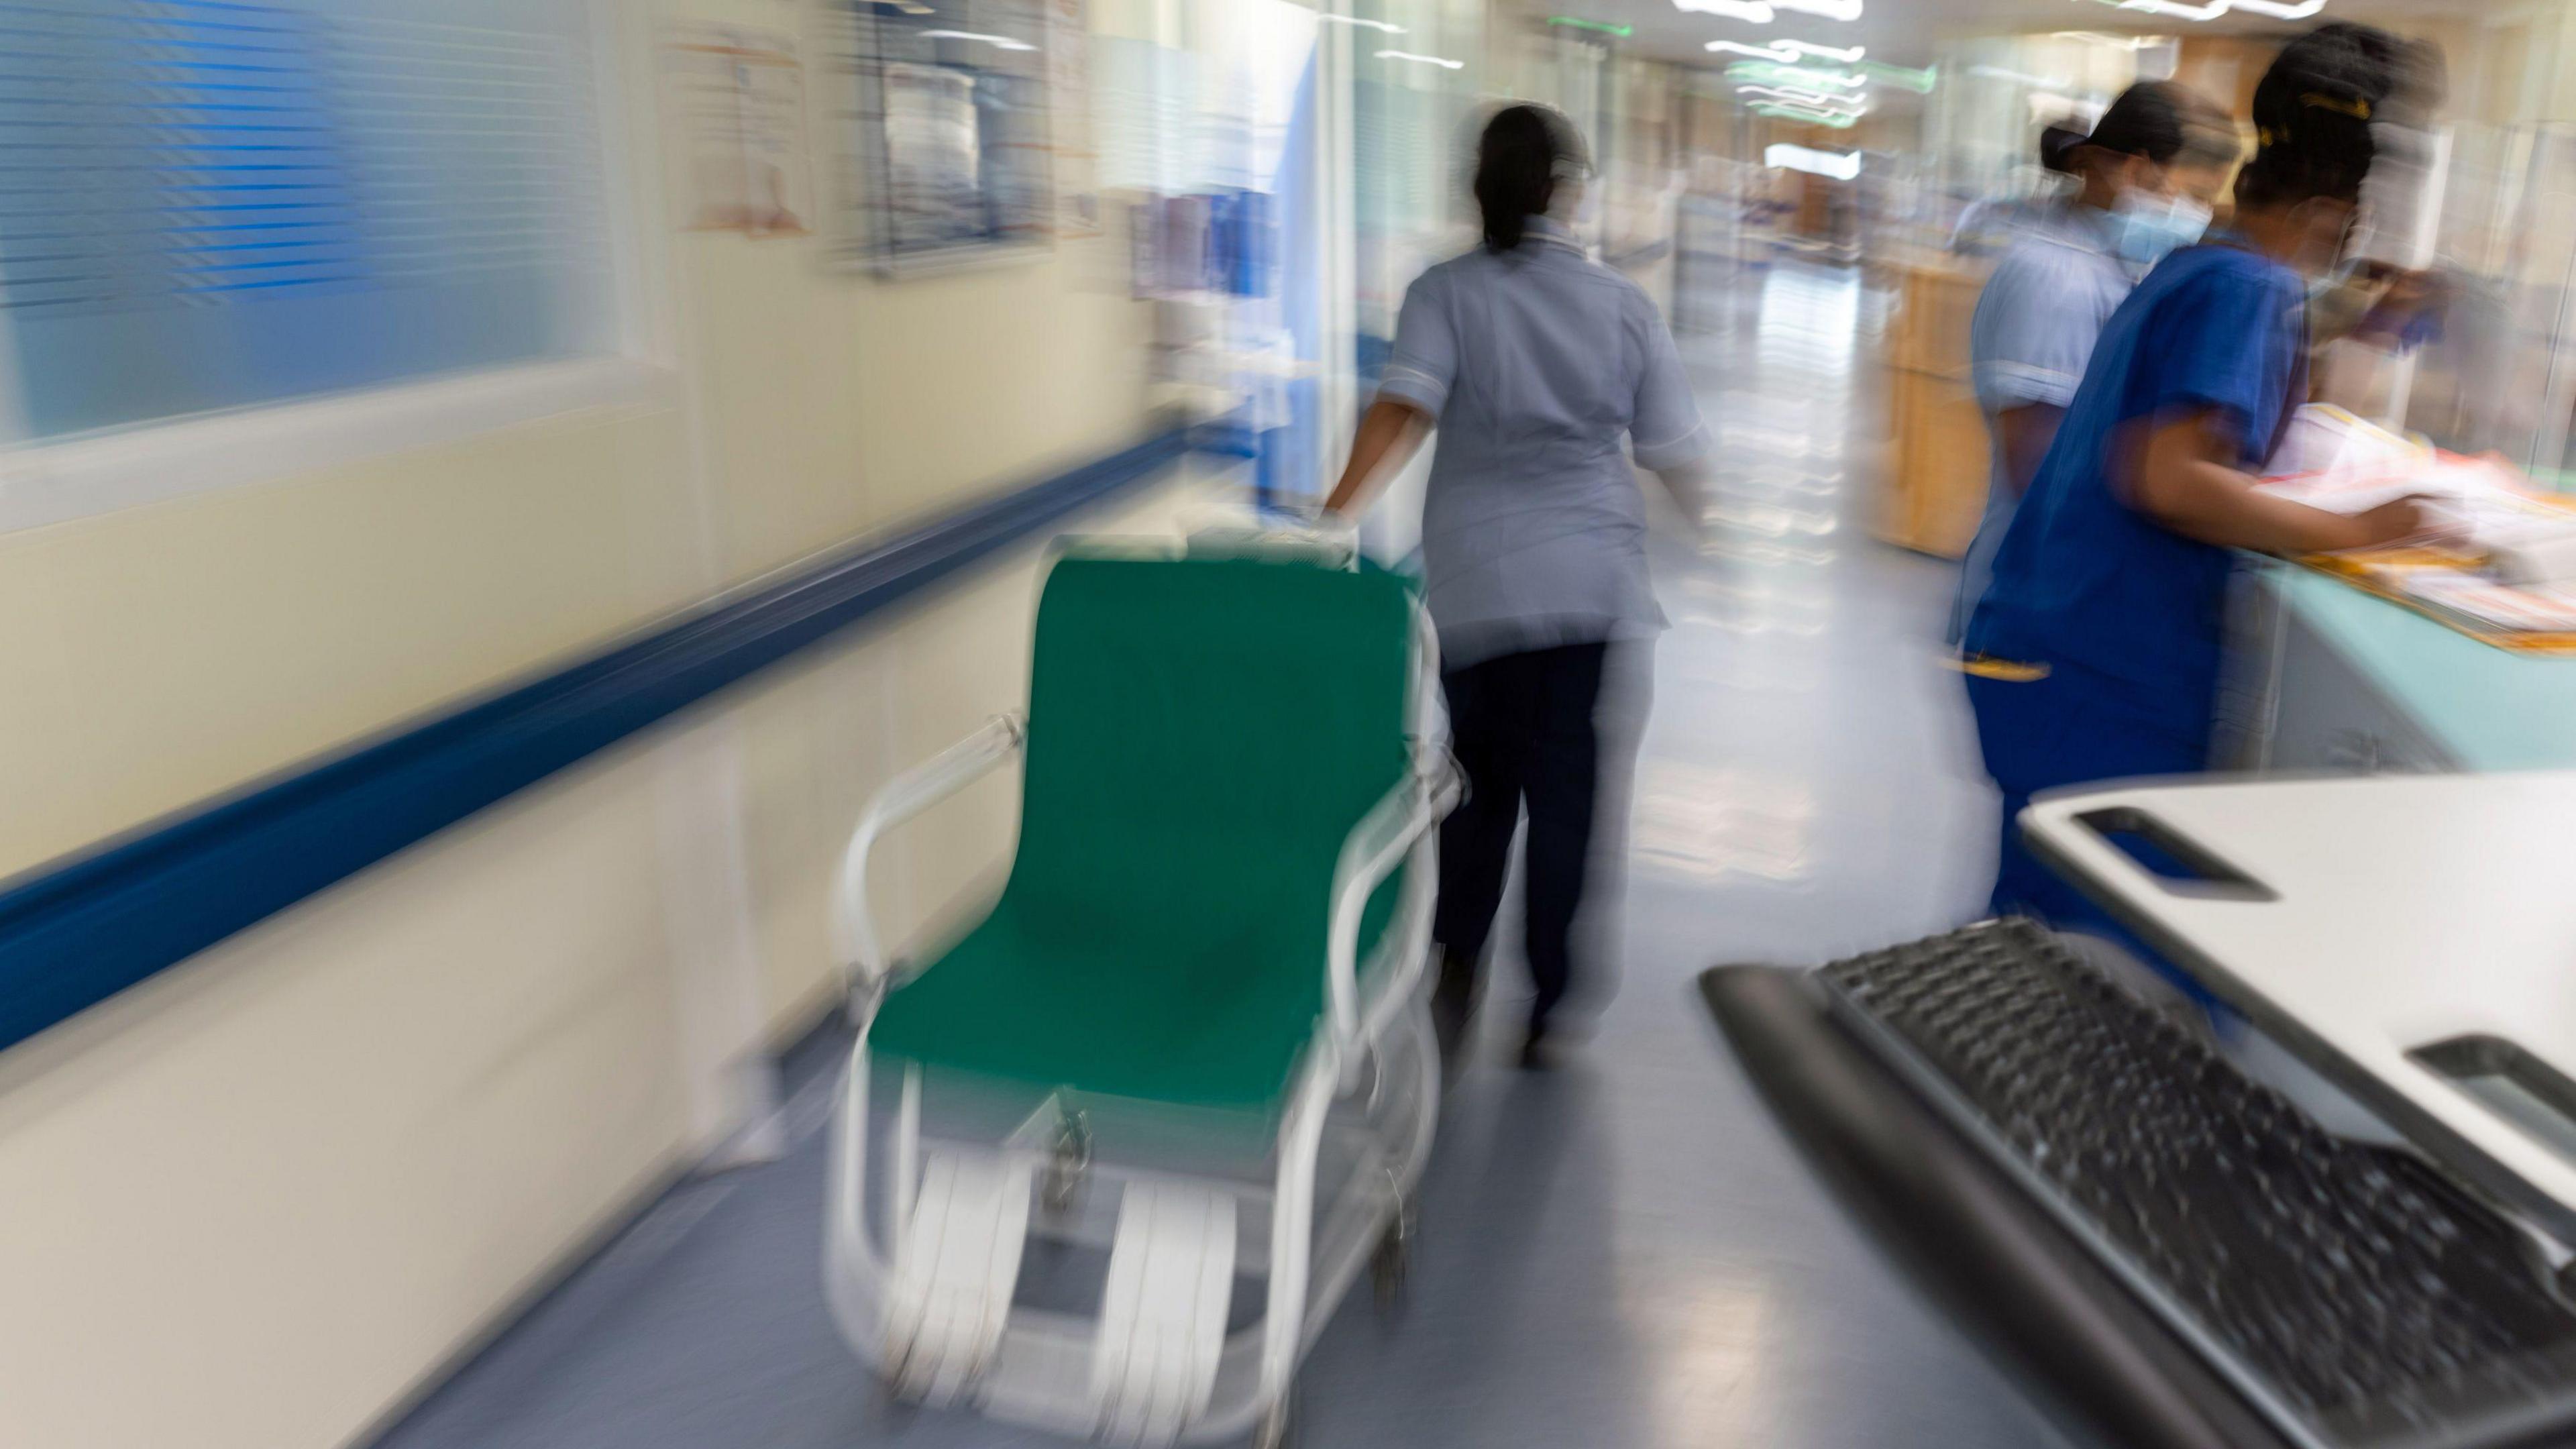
[2402, 122, 2576, 480]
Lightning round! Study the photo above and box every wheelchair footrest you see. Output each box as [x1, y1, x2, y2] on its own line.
[884, 1153, 1035, 1408]
[1090, 1182, 1238, 1446]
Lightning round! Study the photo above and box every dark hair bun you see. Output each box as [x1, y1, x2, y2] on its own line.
[2240, 21, 2402, 207]
[2039, 124, 2088, 174]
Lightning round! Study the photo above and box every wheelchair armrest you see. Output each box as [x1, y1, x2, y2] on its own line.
[833, 712, 1026, 1013]
[1324, 758, 1461, 1054]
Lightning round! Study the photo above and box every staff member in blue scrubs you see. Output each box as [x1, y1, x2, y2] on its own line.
[1964, 23, 2432, 926]
[1952, 84, 2239, 641]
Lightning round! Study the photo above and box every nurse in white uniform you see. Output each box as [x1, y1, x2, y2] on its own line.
[1951, 83, 2241, 640]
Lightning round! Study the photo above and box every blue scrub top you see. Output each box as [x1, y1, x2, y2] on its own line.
[1965, 241, 2308, 734]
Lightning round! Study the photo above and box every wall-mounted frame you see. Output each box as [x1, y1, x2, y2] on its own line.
[827, 0, 1056, 275]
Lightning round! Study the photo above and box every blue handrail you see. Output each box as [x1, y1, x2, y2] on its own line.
[0, 423, 1191, 1055]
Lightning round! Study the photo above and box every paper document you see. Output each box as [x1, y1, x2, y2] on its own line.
[2261, 433, 2576, 580]
[2259, 451, 2530, 519]
[2379, 568, 2576, 634]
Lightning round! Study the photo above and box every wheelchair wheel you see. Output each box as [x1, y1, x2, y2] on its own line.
[1375, 1228, 1411, 1311]
[1371, 1168, 1415, 1313]
[1255, 1391, 1299, 1449]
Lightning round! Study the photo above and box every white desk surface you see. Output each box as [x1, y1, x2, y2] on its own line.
[2023, 771, 2576, 1229]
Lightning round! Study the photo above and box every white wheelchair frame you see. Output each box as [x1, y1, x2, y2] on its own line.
[823, 561, 1453, 1447]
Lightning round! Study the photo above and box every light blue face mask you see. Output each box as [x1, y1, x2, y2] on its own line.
[2108, 192, 2213, 271]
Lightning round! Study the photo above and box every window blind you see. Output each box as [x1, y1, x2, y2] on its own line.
[0, 0, 614, 439]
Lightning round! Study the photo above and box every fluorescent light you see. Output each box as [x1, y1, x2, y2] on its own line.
[1776, 39, 1866, 61]
[1725, 60, 1867, 90]
[1771, 0, 1862, 19]
[1860, 59, 1938, 93]
[1548, 15, 1635, 35]
[1970, 64, 2074, 87]
[1767, 142, 1864, 177]
[1375, 48, 1464, 69]
[1737, 83, 1864, 111]
[1708, 40, 1792, 58]
[2085, 0, 2324, 19]
[1738, 82, 1831, 103]
[1674, 0, 1777, 21]
[1320, 14, 1407, 33]
[2053, 30, 2167, 46]
[2112, 0, 2227, 16]
[1757, 104, 1860, 127]
[919, 28, 1037, 50]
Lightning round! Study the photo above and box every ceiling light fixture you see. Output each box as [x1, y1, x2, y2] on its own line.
[2110, 0, 2224, 16]
[1776, 39, 1866, 61]
[2066, 0, 2322, 20]
[1860, 59, 1938, 93]
[1725, 60, 1868, 90]
[1756, 103, 1860, 127]
[1709, 39, 1792, 58]
[1737, 83, 1864, 109]
[1970, 64, 2074, 87]
[2053, 29, 2167, 46]
[919, 28, 1037, 50]
[1320, 14, 1407, 33]
[1375, 48, 1464, 68]
[1770, 0, 1863, 20]
[1675, 0, 1778, 21]
[1768, 144, 1864, 178]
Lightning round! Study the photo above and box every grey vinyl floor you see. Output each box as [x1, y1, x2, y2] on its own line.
[370, 259, 2072, 1449]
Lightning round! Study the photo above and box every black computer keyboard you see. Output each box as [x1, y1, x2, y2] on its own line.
[1819, 919, 2576, 1449]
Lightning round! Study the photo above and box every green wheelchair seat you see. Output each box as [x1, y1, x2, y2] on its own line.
[869, 553, 1420, 1110]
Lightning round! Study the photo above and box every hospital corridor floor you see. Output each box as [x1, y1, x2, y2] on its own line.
[371, 262, 2074, 1449]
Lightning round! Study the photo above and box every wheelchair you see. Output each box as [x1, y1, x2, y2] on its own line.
[824, 537, 1456, 1446]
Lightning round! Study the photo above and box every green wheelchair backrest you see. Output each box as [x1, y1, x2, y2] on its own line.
[1005, 551, 1419, 969]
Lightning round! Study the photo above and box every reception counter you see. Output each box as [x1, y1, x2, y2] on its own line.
[2235, 561, 2576, 773]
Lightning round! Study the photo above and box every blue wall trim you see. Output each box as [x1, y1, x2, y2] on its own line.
[0, 423, 1191, 1056]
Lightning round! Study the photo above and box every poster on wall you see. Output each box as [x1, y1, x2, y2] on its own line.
[664, 25, 813, 238]
[881, 61, 985, 250]
[1047, 0, 1099, 237]
[836, 0, 1055, 272]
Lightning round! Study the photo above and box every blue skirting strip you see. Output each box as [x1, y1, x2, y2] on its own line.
[0, 423, 1191, 1056]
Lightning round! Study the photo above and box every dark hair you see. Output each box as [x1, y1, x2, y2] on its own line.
[2082, 81, 2202, 165]
[2038, 123, 2088, 175]
[2071, 80, 2236, 168]
[2237, 21, 2402, 209]
[1474, 104, 1587, 252]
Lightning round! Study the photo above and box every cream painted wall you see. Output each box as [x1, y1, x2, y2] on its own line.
[0, 737, 700, 1449]
[0, 471, 1232, 1449]
[0, 403, 706, 878]
[0, 3, 1201, 1447]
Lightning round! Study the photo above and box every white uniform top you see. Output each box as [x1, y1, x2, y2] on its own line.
[1377, 217, 1711, 667]
[1951, 203, 2135, 642]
